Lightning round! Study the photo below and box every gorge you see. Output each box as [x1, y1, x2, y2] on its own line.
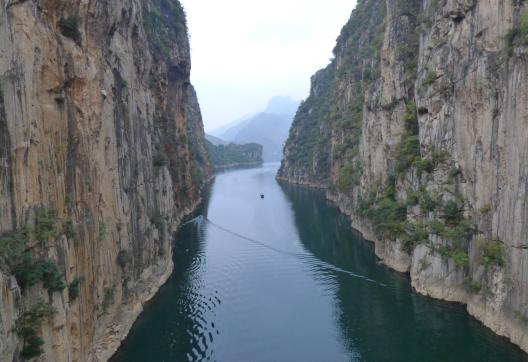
[1, 0, 528, 360]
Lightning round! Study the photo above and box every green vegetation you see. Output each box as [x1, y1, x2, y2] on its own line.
[279, 0, 478, 272]
[117, 250, 129, 269]
[448, 248, 469, 267]
[360, 178, 476, 270]
[13, 253, 42, 289]
[396, 109, 451, 177]
[63, 219, 75, 239]
[283, 68, 332, 175]
[151, 213, 166, 240]
[479, 204, 492, 214]
[14, 254, 65, 292]
[406, 190, 420, 206]
[506, 11, 528, 56]
[158, 244, 166, 257]
[102, 286, 115, 312]
[337, 163, 361, 192]
[395, 102, 421, 174]
[40, 259, 65, 292]
[0, 208, 65, 293]
[448, 166, 461, 181]
[395, 135, 420, 173]
[0, 228, 29, 268]
[16, 299, 55, 359]
[283, 0, 387, 185]
[206, 141, 263, 168]
[331, 0, 387, 186]
[421, 71, 437, 88]
[359, 180, 408, 238]
[142, 0, 187, 57]
[34, 207, 57, 243]
[402, 221, 429, 253]
[191, 168, 203, 184]
[153, 150, 168, 168]
[419, 189, 439, 212]
[58, 16, 81, 42]
[395, 35, 419, 88]
[443, 200, 462, 224]
[477, 239, 506, 267]
[464, 278, 482, 294]
[68, 276, 83, 301]
[98, 222, 107, 241]
[414, 158, 434, 176]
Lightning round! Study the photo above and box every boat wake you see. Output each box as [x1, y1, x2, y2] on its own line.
[185, 215, 387, 288]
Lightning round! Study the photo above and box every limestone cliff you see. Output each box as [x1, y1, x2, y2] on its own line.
[279, 0, 528, 353]
[0, 0, 210, 361]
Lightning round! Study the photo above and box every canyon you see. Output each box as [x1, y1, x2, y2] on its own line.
[2, 0, 528, 360]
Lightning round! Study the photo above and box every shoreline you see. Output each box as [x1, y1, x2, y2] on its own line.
[276, 176, 528, 355]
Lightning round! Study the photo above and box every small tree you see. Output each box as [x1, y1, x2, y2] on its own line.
[443, 200, 461, 224]
[58, 16, 81, 42]
[40, 259, 65, 292]
[477, 239, 506, 267]
[117, 250, 129, 269]
[153, 150, 168, 167]
[68, 276, 83, 301]
[16, 300, 55, 359]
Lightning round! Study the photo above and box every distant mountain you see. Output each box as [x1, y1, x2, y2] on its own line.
[215, 96, 299, 161]
[209, 113, 256, 138]
[205, 134, 228, 146]
[265, 96, 300, 115]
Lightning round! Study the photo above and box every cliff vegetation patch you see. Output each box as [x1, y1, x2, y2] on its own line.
[15, 299, 55, 359]
[58, 16, 81, 43]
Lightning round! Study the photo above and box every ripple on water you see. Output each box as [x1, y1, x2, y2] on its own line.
[112, 165, 528, 362]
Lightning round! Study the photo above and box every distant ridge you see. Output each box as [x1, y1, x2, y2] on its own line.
[213, 96, 299, 162]
[205, 134, 228, 146]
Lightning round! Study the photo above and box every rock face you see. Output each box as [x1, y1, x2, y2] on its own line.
[279, 0, 528, 353]
[0, 1, 210, 361]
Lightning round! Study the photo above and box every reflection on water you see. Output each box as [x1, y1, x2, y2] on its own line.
[112, 164, 528, 362]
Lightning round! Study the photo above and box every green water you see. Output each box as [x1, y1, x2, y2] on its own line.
[111, 164, 528, 362]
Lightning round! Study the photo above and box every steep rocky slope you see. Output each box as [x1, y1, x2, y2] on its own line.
[279, 0, 528, 353]
[0, 0, 210, 361]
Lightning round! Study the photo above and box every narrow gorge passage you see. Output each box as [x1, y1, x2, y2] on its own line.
[112, 164, 527, 362]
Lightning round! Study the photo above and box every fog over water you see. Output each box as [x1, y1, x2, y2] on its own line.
[179, 0, 356, 131]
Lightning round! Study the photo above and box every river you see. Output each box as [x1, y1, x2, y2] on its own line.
[111, 164, 528, 362]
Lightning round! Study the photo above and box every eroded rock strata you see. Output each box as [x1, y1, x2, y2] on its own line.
[279, 0, 528, 353]
[0, 0, 210, 360]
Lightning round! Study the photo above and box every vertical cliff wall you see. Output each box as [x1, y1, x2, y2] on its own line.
[279, 0, 528, 353]
[0, 0, 211, 361]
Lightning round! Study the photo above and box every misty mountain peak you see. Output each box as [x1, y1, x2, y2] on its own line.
[265, 96, 299, 116]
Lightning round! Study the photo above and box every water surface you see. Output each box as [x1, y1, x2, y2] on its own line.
[112, 164, 528, 362]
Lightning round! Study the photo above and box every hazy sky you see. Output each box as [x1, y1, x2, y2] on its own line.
[180, 0, 357, 132]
